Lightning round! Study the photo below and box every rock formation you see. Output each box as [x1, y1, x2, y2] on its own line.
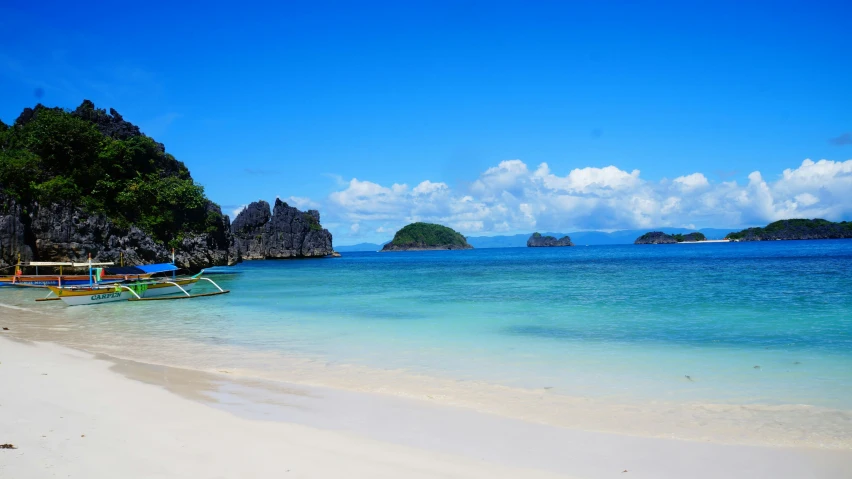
[230, 199, 333, 259]
[0, 100, 335, 269]
[526, 233, 574, 247]
[0, 191, 234, 269]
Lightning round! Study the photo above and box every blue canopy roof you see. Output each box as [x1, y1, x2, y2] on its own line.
[135, 263, 179, 274]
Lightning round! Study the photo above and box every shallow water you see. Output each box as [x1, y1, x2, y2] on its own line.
[3, 240, 852, 445]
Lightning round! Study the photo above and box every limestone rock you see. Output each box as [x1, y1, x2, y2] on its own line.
[230, 199, 333, 259]
[526, 233, 574, 247]
[0, 191, 235, 270]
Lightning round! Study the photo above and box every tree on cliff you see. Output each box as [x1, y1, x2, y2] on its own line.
[0, 101, 223, 249]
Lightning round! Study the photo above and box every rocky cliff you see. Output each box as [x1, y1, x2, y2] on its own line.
[726, 219, 852, 241]
[1, 100, 337, 268]
[230, 199, 333, 260]
[0, 100, 238, 269]
[0, 191, 234, 269]
[526, 233, 574, 247]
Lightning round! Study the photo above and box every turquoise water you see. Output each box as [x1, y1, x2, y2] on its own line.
[4, 240, 852, 409]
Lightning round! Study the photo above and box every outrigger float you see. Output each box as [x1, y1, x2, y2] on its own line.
[37, 257, 229, 306]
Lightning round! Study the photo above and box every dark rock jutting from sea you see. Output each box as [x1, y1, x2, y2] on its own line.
[230, 199, 334, 260]
[526, 233, 574, 247]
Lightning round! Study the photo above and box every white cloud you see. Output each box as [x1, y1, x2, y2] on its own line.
[673, 173, 710, 191]
[795, 193, 819, 207]
[412, 180, 449, 195]
[535, 163, 641, 194]
[314, 158, 852, 243]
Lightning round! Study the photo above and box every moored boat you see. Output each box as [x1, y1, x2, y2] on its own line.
[47, 277, 199, 306]
[0, 261, 150, 287]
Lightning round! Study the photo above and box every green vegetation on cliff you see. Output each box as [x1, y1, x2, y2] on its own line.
[385, 222, 472, 249]
[0, 102, 222, 247]
[726, 219, 852, 241]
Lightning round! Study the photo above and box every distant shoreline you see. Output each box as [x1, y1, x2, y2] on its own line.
[676, 239, 731, 244]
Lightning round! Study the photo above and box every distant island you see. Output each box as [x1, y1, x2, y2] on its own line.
[380, 223, 473, 251]
[527, 233, 574, 247]
[634, 231, 707, 244]
[726, 219, 852, 241]
[336, 228, 738, 250]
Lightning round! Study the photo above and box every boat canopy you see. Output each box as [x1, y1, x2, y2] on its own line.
[106, 263, 178, 275]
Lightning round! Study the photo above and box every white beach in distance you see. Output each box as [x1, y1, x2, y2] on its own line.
[677, 239, 731, 243]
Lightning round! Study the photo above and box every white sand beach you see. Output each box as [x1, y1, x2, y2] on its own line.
[2, 332, 851, 479]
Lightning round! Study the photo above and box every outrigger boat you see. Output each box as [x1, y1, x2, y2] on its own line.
[39, 258, 229, 306]
[0, 255, 151, 288]
[46, 277, 203, 305]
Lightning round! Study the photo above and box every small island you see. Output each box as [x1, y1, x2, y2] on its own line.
[526, 232, 574, 247]
[726, 219, 852, 241]
[381, 222, 473, 251]
[634, 231, 706, 244]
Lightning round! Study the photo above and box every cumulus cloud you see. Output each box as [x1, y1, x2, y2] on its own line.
[317, 158, 852, 243]
[673, 173, 710, 191]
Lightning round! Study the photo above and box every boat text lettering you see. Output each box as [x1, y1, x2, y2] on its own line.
[91, 293, 121, 301]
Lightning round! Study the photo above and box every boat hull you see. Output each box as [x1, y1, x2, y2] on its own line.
[47, 279, 197, 306]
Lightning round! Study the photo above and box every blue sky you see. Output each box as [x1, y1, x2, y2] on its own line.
[1, 1, 850, 244]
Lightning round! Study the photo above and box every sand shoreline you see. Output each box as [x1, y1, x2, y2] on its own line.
[3, 295, 852, 478]
[1, 299, 851, 452]
[3, 336, 852, 478]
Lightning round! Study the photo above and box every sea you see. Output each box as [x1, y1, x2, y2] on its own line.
[2, 240, 851, 446]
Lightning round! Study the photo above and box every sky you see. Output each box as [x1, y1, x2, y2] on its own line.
[1, 0, 850, 245]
